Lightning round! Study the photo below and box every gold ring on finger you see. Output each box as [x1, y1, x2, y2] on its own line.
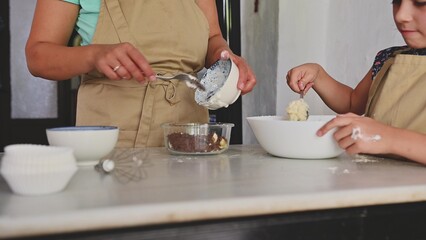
[113, 65, 121, 72]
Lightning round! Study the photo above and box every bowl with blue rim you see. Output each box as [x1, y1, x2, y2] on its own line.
[46, 126, 119, 166]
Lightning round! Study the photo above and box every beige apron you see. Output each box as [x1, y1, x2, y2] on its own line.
[365, 50, 426, 134]
[76, 0, 210, 147]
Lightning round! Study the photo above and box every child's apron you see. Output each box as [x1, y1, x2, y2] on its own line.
[76, 0, 210, 147]
[365, 52, 426, 134]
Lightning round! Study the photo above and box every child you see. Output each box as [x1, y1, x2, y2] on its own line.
[286, 0, 426, 164]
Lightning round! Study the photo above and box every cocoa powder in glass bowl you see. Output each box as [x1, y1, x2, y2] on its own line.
[162, 123, 234, 155]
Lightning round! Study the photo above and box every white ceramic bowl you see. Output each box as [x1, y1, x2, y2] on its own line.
[247, 115, 344, 159]
[0, 144, 77, 196]
[46, 126, 119, 166]
[195, 59, 241, 110]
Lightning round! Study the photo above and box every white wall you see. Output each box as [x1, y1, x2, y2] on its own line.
[277, 0, 330, 117]
[11, 0, 58, 119]
[242, 0, 405, 144]
[241, 0, 279, 144]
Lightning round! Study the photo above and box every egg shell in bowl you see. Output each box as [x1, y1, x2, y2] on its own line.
[246, 115, 344, 159]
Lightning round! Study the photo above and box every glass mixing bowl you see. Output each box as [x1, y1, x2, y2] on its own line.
[162, 123, 234, 155]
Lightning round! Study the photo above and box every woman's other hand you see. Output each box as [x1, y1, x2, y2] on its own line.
[196, 0, 256, 95]
[220, 50, 256, 95]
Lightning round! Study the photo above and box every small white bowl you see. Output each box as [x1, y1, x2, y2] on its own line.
[46, 126, 119, 166]
[195, 59, 241, 110]
[247, 115, 344, 159]
[0, 144, 77, 196]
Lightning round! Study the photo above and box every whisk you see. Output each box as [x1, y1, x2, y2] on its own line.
[95, 149, 148, 183]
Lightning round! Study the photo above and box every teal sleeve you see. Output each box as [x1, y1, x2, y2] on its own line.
[63, 0, 80, 4]
[61, 0, 100, 46]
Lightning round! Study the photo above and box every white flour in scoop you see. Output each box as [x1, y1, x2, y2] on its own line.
[195, 59, 231, 104]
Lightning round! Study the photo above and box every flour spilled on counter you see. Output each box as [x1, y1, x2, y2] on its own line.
[327, 167, 350, 174]
[352, 154, 381, 163]
[328, 167, 338, 174]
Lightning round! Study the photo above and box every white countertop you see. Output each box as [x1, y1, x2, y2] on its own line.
[1, 145, 426, 238]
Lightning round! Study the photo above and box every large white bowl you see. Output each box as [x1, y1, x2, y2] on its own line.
[247, 115, 344, 159]
[195, 59, 241, 110]
[46, 126, 119, 166]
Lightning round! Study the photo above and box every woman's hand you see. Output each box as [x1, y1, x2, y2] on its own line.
[196, 0, 256, 95]
[220, 50, 256, 95]
[92, 43, 155, 82]
[317, 113, 394, 155]
[286, 63, 321, 95]
[26, 0, 155, 82]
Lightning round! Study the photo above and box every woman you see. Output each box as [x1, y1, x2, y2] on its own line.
[26, 0, 256, 147]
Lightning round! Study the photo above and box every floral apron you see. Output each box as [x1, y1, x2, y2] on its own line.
[76, 0, 210, 147]
[365, 50, 426, 134]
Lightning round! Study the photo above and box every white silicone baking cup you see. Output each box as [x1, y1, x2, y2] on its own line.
[0, 144, 78, 196]
[1, 167, 77, 196]
[2, 144, 76, 166]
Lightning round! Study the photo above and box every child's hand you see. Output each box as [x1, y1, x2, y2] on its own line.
[316, 113, 394, 155]
[286, 63, 321, 95]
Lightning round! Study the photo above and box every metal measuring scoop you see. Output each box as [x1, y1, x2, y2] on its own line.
[156, 73, 206, 91]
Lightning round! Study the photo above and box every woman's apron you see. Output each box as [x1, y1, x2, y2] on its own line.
[365, 51, 426, 134]
[76, 0, 210, 147]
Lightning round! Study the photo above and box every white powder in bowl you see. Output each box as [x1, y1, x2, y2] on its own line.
[286, 99, 309, 121]
[195, 59, 231, 104]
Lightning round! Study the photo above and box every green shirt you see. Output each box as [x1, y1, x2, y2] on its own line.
[63, 0, 100, 46]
